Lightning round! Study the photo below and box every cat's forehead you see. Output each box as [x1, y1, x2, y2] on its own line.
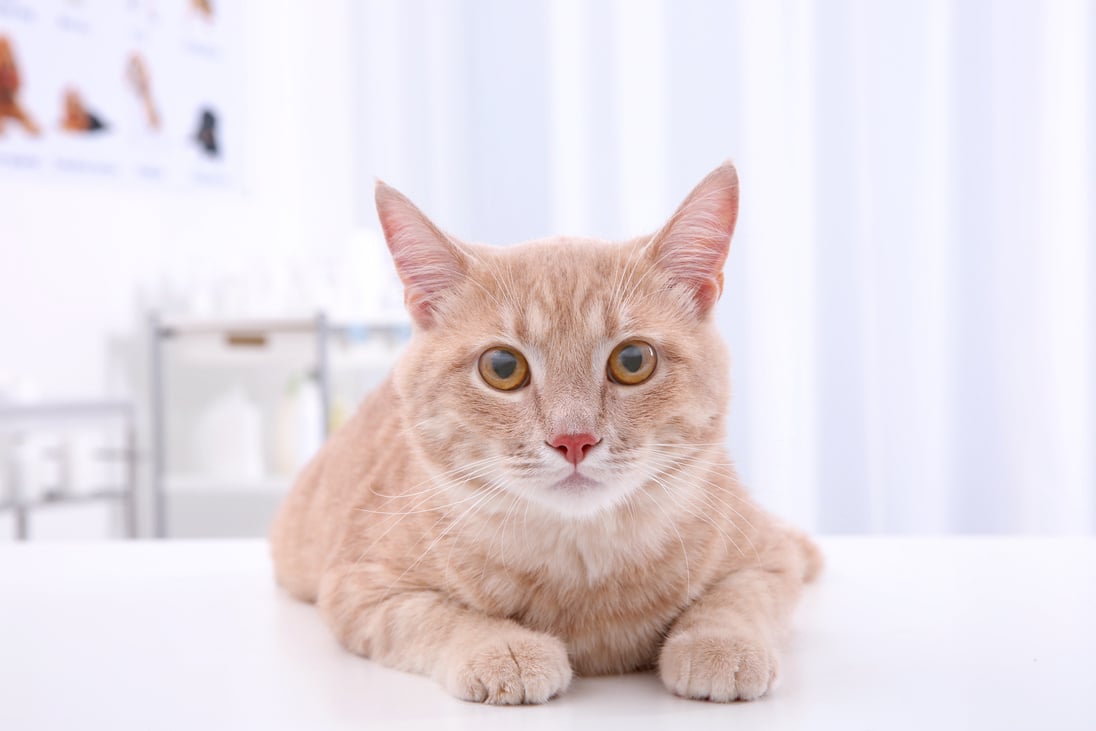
[471, 236, 653, 342]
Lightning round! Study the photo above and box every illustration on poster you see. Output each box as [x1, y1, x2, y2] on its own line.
[126, 53, 161, 132]
[0, 35, 41, 137]
[60, 88, 108, 134]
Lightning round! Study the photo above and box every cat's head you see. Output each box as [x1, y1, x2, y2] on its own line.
[379, 163, 738, 518]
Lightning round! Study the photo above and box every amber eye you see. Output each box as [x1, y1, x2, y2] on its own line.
[608, 340, 657, 385]
[478, 347, 530, 391]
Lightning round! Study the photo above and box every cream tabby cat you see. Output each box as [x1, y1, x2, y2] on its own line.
[271, 162, 821, 704]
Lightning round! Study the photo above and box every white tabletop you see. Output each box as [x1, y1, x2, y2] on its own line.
[1, 538, 1093, 730]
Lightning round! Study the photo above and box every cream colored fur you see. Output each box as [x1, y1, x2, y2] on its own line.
[271, 162, 821, 705]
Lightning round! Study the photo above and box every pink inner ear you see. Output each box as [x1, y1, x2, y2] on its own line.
[375, 182, 466, 328]
[691, 271, 725, 314]
[650, 163, 739, 316]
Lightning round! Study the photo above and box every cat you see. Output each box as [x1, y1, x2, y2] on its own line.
[271, 161, 822, 705]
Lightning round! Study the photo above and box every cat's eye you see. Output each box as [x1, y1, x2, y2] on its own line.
[478, 347, 530, 391]
[608, 340, 657, 385]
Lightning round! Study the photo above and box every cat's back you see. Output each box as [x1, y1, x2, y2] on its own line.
[271, 376, 406, 602]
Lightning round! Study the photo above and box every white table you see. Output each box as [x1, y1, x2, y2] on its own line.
[1, 538, 1093, 730]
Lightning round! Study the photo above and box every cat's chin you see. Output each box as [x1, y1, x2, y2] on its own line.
[520, 472, 637, 520]
[553, 473, 601, 491]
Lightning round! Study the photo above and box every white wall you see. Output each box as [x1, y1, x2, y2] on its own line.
[0, 0, 360, 400]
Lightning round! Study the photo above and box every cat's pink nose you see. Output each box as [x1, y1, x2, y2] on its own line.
[548, 433, 601, 466]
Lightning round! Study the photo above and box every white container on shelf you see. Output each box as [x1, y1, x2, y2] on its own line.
[192, 388, 264, 482]
[273, 376, 323, 477]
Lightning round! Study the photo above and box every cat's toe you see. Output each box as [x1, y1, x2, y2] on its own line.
[658, 632, 778, 702]
[446, 632, 572, 705]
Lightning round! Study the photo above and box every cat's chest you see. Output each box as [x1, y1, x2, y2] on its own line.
[455, 531, 694, 673]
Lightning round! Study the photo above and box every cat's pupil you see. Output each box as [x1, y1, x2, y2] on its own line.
[492, 351, 517, 379]
[620, 345, 644, 373]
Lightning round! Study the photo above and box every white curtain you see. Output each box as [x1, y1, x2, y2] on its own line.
[352, 0, 1094, 534]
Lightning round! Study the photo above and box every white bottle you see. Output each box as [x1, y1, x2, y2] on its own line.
[273, 375, 323, 477]
[193, 388, 264, 483]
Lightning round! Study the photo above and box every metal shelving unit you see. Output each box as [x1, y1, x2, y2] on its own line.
[148, 313, 409, 538]
[0, 401, 138, 540]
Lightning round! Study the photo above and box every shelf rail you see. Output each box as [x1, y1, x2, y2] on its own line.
[0, 401, 138, 540]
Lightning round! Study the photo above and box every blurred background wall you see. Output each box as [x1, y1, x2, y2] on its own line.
[0, 0, 1092, 538]
[352, 0, 1095, 535]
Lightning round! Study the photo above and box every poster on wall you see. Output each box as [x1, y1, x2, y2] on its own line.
[0, 0, 243, 189]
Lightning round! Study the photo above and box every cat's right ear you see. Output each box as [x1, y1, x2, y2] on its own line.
[646, 162, 739, 318]
[375, 181, 467, 328]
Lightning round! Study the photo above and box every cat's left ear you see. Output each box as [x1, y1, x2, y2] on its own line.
[646, 161, 739, 317]
[375, 181, 468, 328]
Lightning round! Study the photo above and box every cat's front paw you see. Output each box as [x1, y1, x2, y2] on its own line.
[443, 631, 572, 705]
[658, 632, 778, 702]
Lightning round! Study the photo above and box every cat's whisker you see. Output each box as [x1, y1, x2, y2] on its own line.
[361, 478, 486, 514]
[478, 487, 523, 581]
[453, 473, 509, 555]
[644, 442, 727, 448]
[620, 489, 640, 526]
[643, 446, 739, 467]
[642, 453, 755, 508]
[445, 474, 513, 582]
[421, 478, 506, 573]
[369, 455, 505, 499]
[341, 460, 513, 595]
[357, 486, 491, 516]
[642, 447, 742, 476]
[657, 475, 754, 562]
[498, 492, 523, 566]
[402, 413, 444, 433]
[691, 493, 761, 564]
[364, 459, 507, 507]
[640, 454, 762, 563]
[644, 459, 745, 483]
[683, 477, 761, 536]
[648, 473, 746, 561]
[637, 487, 692, 604]
[519, 491, 536, 554]
[648, 458, 742, 472]
[393, 480, 509, 582]
[379, 481, 511, 603]
[336, 483, 460, 596]
[642, 450, 728, 474]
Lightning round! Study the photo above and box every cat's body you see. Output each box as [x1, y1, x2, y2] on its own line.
[272, 163, 821, 704]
